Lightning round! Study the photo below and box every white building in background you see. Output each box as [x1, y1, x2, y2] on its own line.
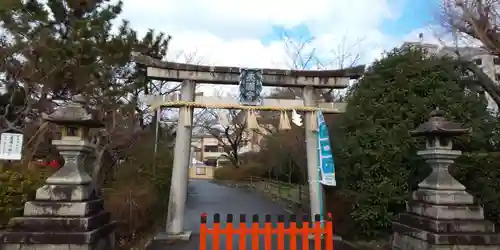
[403, 42, 500, 113]
[191, 133, 228, 167]
[190, 129, 267, 168]
[190, 111, 272, 167]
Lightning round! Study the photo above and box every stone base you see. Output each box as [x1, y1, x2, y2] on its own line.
[8, 212, 111, 232]
[23, 199, 104, 217]
[1, 234, 114, 250]
[408, 201, 484, 220]
[152, 231, 193, 242]
[413, 189, 474, 205]
[392, 221, 500, 250]
[392, 232, 500, 250]
[393, 193, 500, 250]
[0, 221, 116, 244]
[307, 233, 343, 240]
[36, 184, 93, 201]
[1, 195, 116, 250]
[398, 213, 495, 233]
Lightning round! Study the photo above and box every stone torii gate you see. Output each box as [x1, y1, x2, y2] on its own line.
[132, 53, 364, 240]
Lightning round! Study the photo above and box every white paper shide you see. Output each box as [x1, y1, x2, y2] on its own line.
[0, 133, 24, 160]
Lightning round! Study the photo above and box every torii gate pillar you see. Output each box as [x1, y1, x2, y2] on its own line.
[303, 86, 323, 223]
[165, 80, 195, 239]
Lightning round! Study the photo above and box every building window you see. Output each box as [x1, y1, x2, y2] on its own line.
[474, 58, 482, 65]
[495, 57, 500, 65]
[204, 145, 218, 152]
[218, 146, 224, 152]
[495, 74, 500, 81]
[204, 159, 217, 167]
[193, 152, 202, 161]
[196, 167, 206, 175]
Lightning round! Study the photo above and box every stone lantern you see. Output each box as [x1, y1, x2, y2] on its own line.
[392, 108, 500, 250]
[40, 95, 103, 187]
[0, 95, 116, 250]
[410, 108, 469, 192]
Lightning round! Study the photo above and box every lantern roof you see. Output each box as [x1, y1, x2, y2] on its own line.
[411, 108, 470, 137]
[42, 95, 104, 128]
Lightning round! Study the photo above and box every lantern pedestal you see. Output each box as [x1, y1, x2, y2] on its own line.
[392, 149, 500, 250]
[392, 109, 500, 250]
[0, 139, 115, 250]
[0, 96, 115, 250]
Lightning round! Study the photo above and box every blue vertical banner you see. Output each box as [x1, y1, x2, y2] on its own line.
[316, 111, 336, 186]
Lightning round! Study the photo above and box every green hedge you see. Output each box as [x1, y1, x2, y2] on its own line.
[214, 163, 265, 181]
[0, 164, 54, 229]
[451, 153, 500, 224]
[330, 47, 500, 239]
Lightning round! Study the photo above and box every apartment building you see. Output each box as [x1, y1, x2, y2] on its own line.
[190, 129, 268, 166]
[190, 111, 271, 167]
[190, 134, 227, 167]
[402, 42, 500, 112]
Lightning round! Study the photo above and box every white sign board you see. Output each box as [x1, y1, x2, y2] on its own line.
[0, 133, 24, 160]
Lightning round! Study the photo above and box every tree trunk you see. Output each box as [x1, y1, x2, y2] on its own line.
[91, 148, 106, 197]
[230, 151, 239, 168]
[460, 61, 500, 109]
[287, 157, 293, 183]
[90, 134, 111, 198]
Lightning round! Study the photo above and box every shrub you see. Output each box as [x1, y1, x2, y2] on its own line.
[241, 162, 267, 177]
[335, 47, 499, 239]
[324, 188, 356, 238]
[0, 162, 55, 229]
[214, 163, 265, 181]
[257, 129, 307, 183]
[104, 184, 157, 245]
[103, 135, 173, 247]
[214, 166, 246, 180]
[451, 153, 500, 224]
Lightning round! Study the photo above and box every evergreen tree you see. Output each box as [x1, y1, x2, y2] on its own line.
[334, 47, 500, 238]
[0, 0, 170, 117]
[0, 0, 172, 190]
[1, 0, 125, 97]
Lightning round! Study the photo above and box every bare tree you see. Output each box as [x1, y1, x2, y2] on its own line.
[252, 32, 364, 181]
[442, 0, 500, 54]
[279, 31, 363, 102]
[133, 47, 206, 128]
[198, 108, 250, 168]
[440, 0, 500, 109]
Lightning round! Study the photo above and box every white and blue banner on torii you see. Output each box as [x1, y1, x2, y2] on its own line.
[316, 111, 336, 186]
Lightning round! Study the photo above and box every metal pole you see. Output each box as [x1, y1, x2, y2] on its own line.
[154, 108, 160, 156]
[153, 108, 160, 177]
[315, 119, 326, 227]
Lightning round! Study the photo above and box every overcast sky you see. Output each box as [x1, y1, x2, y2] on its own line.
[0, 1, 450, 96]
[119, 0, 444, 69]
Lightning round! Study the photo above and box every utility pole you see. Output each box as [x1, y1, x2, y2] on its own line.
[153, 108, 161, 177]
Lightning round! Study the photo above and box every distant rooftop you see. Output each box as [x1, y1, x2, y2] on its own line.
[402, 42, 489, 57]
[192, 132, 215, 138]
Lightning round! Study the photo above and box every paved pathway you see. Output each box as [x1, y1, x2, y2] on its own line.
[147, 179, 358, 250]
